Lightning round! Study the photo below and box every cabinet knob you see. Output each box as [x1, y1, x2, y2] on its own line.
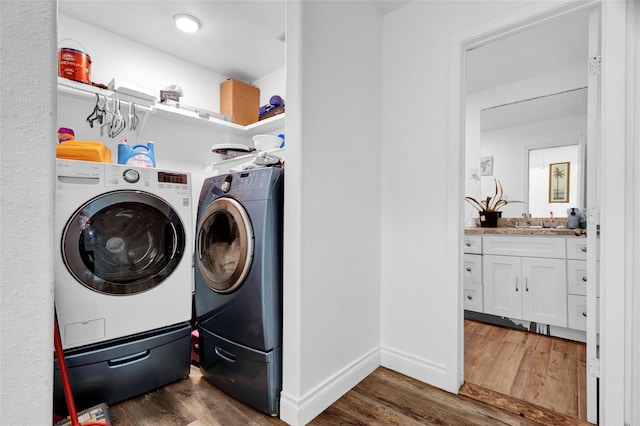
[580, 246, 587, 252]
[465, 242, 471, 247]
[467, 295, 473, 300]
[466, 267, 472, 272]
[582, 276, 587, 282]
[582, 311, 587, 317]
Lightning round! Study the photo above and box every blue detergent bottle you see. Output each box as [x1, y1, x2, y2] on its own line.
[118, 140, 156, 168]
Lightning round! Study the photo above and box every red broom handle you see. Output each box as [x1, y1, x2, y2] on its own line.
[54, 316, 81, 426]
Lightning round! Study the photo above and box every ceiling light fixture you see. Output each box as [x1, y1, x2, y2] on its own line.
[173, 14, 201, 33]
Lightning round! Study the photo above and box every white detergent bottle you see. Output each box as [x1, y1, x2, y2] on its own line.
[118, 140, 156, 168]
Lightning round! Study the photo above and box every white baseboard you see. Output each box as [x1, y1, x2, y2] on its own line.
[279, 348, 380, 426]
[380, 344, 453, 393]
[549, 325, 587, 343]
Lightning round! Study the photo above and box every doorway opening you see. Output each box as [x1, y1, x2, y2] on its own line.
[457, 3, 600, 424]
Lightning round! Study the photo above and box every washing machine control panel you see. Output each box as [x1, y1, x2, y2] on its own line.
[103, 164, 191, 194]
[123, 169, 140, 183]
[105, 165, 153, 188]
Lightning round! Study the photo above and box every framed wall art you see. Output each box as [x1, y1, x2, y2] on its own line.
[480, 156, 493, 176]
[549, 161, 570, 203]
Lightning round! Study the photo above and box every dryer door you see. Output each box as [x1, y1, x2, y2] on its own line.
[196, 197, 253, 293]
[62, 190, 186, 295]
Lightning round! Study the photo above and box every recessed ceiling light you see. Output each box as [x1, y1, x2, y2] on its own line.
[173, 14, 200, 33]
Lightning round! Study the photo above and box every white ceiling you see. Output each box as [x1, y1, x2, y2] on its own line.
[59, 1, 587, 93]
[466, 8, 591, 131]
[465, 8, 590, 93]
[58, 0, 410, 83]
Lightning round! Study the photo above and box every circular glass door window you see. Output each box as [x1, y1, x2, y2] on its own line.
[196, 197, 253, 293]
[62, 190, 186, 295]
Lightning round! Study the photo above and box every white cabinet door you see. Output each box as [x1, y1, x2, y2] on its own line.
[483, 255, 522, 319]
[522, 257, 567, 328]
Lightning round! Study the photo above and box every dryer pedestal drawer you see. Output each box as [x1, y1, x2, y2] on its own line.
[199, 326, 282, 415]
[53, 322, 192, 418]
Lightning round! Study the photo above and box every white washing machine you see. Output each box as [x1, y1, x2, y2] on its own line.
[53, 159, 195, 414]
[55, 159, 194, 348]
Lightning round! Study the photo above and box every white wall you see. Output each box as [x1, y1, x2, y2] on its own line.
[625, 2, 640, 425]
[630, 3, 640, 424]
[480, 115, 586, 218]
[380, 0, 532, 392]
[280, 2, 382, 424]
[59, 14, 228, 112]
[254, 66, 287, 108]
[59, 14, 286, 116]
[0, 1, 56, 424]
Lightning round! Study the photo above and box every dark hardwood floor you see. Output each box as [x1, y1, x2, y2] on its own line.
[110, 365, 543, 425]
[106, 320, 591, 425]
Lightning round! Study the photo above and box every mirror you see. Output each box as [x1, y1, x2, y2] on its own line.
[478, 88, 587, 218]
[464, 9, 589, 219]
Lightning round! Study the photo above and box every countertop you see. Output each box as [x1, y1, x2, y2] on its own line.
[464, 227, 586, 236]
[465, 217, 587, 236]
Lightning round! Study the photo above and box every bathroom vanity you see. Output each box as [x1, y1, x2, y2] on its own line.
[463, 229, 599, 342]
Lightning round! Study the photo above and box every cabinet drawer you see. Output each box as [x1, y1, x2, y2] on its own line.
[567, 260, 600, 296]
[483, 236, 565, 258]
[567, 260, 587, 295]
[566, 237, 600, 260]
[463, 254, 482, 285]
[463, 283, 483, 313]
[567, 294, 600, 332]
[463, 235, 482, 254]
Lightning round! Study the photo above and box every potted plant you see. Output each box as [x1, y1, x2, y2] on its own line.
[465, 178, 523, 227]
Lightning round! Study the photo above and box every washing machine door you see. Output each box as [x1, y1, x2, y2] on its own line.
[196, 197, 253, 293]
[62, 190, 186, 295]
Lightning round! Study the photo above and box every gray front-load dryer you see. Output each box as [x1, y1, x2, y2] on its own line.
[194, 167, 284, 415]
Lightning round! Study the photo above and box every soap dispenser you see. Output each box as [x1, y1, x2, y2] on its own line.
[567, 207, 580, 229]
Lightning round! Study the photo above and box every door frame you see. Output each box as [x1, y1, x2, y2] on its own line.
[447, 1, 627, 424]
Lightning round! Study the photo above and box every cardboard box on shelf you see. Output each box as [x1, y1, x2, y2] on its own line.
[220, 78, 259, 125]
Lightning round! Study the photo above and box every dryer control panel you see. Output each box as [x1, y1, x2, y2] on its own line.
[207, 168, 282, 201]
